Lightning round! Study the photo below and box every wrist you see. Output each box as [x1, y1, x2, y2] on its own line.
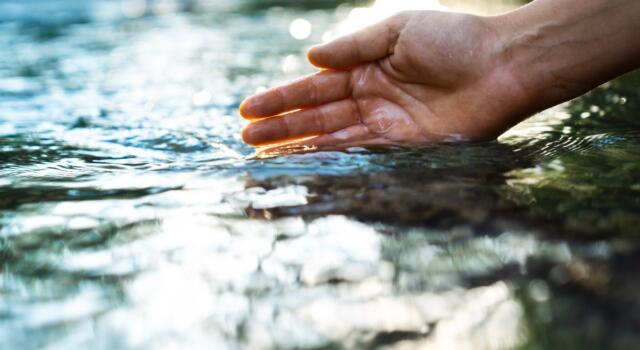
[468, 14, 545, 126]
[491, 0, 640, 115]
[488, 11, 571, 116]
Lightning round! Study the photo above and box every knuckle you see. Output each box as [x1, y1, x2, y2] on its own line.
[349, 35, 361, 62]
[274, 88, 286, 112]
[307, 77, 320, 105]
[281, 116, 293, 137]
[313, 107, 327, 133]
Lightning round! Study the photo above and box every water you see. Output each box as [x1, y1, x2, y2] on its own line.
[1, 1, 640, 349]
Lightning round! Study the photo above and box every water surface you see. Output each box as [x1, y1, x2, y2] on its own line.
[1, 1, 640, 349]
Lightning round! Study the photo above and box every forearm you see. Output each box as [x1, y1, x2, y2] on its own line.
[496, 0, 640, 112]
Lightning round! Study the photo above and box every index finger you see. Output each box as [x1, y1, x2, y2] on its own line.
[239, 70, 352, 119]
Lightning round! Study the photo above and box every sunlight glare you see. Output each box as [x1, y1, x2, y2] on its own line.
[192, 90, 212, 106]
[289, 18, 312, 40]
[326, 0, 445, 40]
[282, 54, 302, 73]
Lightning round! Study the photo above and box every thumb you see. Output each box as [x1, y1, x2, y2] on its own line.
[307, 13, 407, 69]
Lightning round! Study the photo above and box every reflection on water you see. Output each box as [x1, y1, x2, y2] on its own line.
[1, 0, 639, 349]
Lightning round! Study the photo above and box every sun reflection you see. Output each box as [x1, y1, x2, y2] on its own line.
[191, 90, 212, 106]
[282, 54, 302, 73]
[324, 0, 445, 40]
[5, 0, 630, 348]
[289, 18, 312, 40]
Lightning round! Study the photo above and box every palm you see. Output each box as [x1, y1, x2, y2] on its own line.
[346, 63, 433, 145]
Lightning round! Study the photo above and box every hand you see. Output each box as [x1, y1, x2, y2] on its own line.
[240, 0, 640, 153]
[239, 11, 529, 152]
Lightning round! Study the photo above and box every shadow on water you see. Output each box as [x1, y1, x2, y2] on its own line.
[245, 143, 532, 229]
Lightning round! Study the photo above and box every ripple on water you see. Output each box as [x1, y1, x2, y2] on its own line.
[2, 1, 640, 349]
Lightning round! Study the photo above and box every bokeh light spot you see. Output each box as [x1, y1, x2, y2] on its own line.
[289, 18, 312, 40]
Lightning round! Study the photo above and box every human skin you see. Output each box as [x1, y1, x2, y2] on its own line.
[239, 0, 640, 153]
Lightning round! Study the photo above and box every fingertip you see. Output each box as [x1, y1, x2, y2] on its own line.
[306, 46, 319, 66]
[240, 96, 270, 120]
[242, 122, 279, 146]
[306, 45, 329, 68]
[239, 97, 256, 119]
[241, 123, 260, 146]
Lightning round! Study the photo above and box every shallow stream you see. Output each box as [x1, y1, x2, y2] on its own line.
[1, 1, 640, 349]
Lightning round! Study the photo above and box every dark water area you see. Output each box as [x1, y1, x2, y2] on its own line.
[1, 0, 639, 349]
